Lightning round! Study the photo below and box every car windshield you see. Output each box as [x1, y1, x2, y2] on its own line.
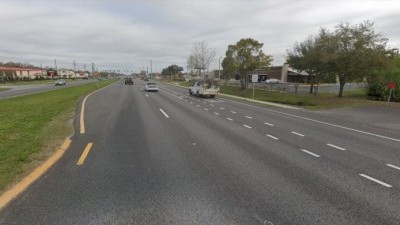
[1, 1, 400, 225]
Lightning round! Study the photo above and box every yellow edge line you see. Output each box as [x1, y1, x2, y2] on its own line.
[0, 138, 72, 210]
[77, 143, 93, 166]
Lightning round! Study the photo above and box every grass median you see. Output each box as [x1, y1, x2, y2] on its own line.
[0, 79, 117, 193]
[0, 88, 10, 92]
[219, 86, 375, 109]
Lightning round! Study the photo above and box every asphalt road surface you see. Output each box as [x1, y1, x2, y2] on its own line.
[1, 79, 399, 224]
[0, 79, 98, 100]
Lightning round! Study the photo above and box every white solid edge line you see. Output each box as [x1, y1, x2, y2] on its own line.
[264, 122, 274, 127]
[359, 174, 392, 188]
[291, 131, 305, 137]
[386, 164, 400, 171]
[220, 98, 400, 143]
[243, 125, 252, 128]
[159, 109, 170, 118]
[227, 118, 233, 121]
[164, 84, 400, 143]
[245, 116, 253, 119]
[327, 144, 346, 151]
[301, 149, 321, 158]
[266, 134, 279, 140]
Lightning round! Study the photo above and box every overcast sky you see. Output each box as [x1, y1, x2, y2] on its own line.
[1, 0, 399, 73]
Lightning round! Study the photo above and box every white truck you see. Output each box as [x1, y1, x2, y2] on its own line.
[189, 80, 219, 98]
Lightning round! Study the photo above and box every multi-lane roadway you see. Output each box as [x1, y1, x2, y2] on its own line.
[0, 79, 98, 100]
[0, 79, 399, 224]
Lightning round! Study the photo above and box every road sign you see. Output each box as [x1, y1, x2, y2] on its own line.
[388, 82, 396, 90]
[251, 75, 258, 83]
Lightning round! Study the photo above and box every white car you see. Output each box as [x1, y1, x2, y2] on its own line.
[265, 78, 280, 84]
[145, 82, 158, 92]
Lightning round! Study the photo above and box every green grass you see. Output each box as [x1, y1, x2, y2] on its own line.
[219, 86, 377, 110]
[0, 79, 117, 193]
[0, 88, 10, 92]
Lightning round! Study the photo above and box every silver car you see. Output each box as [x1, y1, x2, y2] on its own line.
[144, 82, 158, 92]
[54, 79, 66, 86]
[265, 78, 280, 84]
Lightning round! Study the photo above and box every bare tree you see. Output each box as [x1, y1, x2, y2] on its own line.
[187, 41, 216, 77]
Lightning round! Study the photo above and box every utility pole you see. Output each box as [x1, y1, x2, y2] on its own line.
[73, 60, 76, 71]
[218, 56, 222, 80]
[91, 63, 95, 78]
[84, 64, 86, 71]
[54, 59, 57, 70]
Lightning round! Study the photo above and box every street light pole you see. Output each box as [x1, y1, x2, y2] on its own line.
[218, 56, 223, 80]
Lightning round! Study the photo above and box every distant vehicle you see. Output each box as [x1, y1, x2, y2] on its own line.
[54, 79, 66, 86]
[125, 77, 134, 85]
[189, 80, 219, 98]
[265, 78, 280, 84]
[143, 78, 149, 81]
[145, 82, 158, 92]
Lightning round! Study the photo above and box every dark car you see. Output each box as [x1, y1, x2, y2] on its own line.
[125, 77, 134, 85]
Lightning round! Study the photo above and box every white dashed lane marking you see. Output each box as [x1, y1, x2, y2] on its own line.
[359, 174, 392, 188]
[245, 116, 253, 119]
[327, 144, 346, 151]
[243, 125, 252, 129]
[214, 112, 219, 116]
[291, 132, 305, 137]
[220, 107, 225, 110]
[227, 118, 233, 121]
[159, 109, 170, 118]
[266, 134, 279, 140]
[301, 149, 321, 158]
[386, 164, 400, 171]
[230, 111, 237, 114]
[264, 122, 274, 127]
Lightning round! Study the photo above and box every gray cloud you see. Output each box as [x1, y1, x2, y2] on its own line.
[1, 0, 399, 72]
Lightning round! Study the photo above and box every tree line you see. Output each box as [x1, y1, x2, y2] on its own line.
[219, 21, 399, 101]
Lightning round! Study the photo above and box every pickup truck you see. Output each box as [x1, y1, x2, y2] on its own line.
[189, 80, 219, 98]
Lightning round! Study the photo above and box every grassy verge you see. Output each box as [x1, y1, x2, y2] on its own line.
[0, 88, 10, 92]
[219, 86, 379, 110]
[0, 79, 117, 193]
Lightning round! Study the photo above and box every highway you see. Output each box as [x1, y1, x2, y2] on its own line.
[0, 79, 399, 224]
[0, 79, 98, 100]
